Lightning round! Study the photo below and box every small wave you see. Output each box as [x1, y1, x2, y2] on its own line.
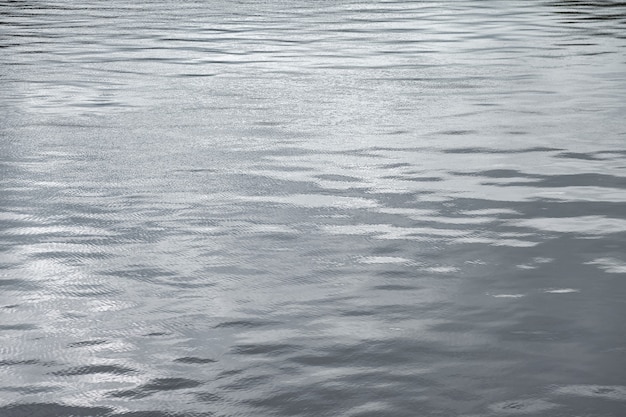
[554, 385, 626, 401]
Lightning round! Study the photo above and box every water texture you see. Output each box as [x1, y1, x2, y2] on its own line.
[1, 1, 626, 416]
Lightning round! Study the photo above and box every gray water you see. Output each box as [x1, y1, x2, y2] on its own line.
[1, 1, 626, 416]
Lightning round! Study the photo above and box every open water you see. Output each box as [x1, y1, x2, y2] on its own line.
[1, 1, 626, 416]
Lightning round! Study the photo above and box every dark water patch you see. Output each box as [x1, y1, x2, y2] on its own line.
[255, 232, 299, 241]
[182, 168, 218, 173]
[254, 164, 317, 172]
[213, 319, 279, 329]
[211, 173, 321, 197]
[67, 339, 108, 348]
[0, 385, 59, 394]
[374, 269, 418, 279]
[101, 267, 178, 281]
[0, 323, 37, 330]
[116, 412, 213, 417]
[174, 357, 217, 364]
[136, 377, 202, 391]
[215, 369, 243, 380]
[30, 251, 112, 260]
[201, 265, 266, 276]
[109, 377, 202, 399]
[0, 278, 40, 291]
[455, 169, 537, 178]
[143, 332, 170, 337]
[0, 403, 213, 417]
[443, 147, 562, 154]
[232, 344, 298, 356]
[487, 173, 626, 189]
[497, 315, 589, 343]
[316, 174, 363, 182]
[596, 150, 626, 157]
[488, 398, 559, 415]
[108, 389, 146, 399]
[246, 389, 350, 417]
[437, 129, 478, 136]
[50, 364, 137, 376]
[554, 384, 626, 401]
[550, 0, 626, 23]
[393, 176, 443, 182]
[195, 392, 221, 402]
[166, 281, 217, 289]
[245, 377, 437, 417]
[290, 340, 450, 368]
[340, 309, 377, 317]
[67, 284, 122, 297]
[555, 151, 611, 161]
[0, 403, 112, 417]
[372, 284, 420, 291]
[454, 169, 626, 190]
[450, 197, 624, 223]
[219, 375, 270, 391]
[0, 359, 47, 366]
[429, 322, 477, 333]
[177, 73, 217, 78]
[380, 162, 413, 169]
[369, 243, 406, 255]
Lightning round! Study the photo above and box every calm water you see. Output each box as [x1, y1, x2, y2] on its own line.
[1, 1, 626, 416]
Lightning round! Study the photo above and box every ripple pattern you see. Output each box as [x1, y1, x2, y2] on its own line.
[1, 0, 626, 416]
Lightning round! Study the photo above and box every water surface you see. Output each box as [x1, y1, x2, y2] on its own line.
[1, 1, 626, 416]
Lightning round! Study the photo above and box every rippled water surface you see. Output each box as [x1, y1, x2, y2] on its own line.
[1, 1, 626, 416]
